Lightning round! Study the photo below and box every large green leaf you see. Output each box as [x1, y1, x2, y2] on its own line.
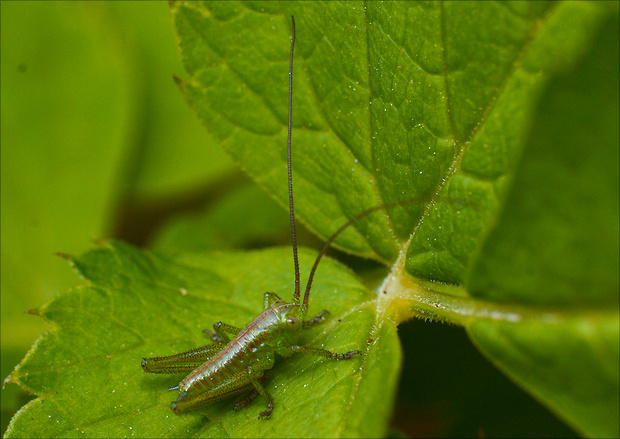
[6, 242, 398, 438]
[171, 1, 611, 280]
[5, 1, 619, 438]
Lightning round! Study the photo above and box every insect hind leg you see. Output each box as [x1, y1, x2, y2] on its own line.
[142, 343, 222, 374]
[250, 379, 274, 419]
[171, 382, 256, 415]
[233, 390, 259, 411]
[203, 321, 242, 343]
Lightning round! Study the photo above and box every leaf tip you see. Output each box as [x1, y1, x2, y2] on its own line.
[173, 74, 186, 93]
[3, 373, 14, 389]
[91, 238, 107, 246]
[55, 252, 74, 261]
[24, 308, 43, 319]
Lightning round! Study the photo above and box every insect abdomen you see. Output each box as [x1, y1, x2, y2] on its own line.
[179, 306, 282, 395]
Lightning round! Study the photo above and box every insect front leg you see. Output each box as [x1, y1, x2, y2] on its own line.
[302, 309, 330, 327]
[287, 345, 361, 360]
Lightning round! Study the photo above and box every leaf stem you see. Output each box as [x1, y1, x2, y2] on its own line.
[377, 264, 564, 326]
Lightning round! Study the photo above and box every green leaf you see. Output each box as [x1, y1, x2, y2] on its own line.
[170, 1, 612, 282]
[5, 242, 398, 438]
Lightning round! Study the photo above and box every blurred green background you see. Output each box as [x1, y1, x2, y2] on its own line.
[0, 2, 591, 437]
[0, 1, 238, 433]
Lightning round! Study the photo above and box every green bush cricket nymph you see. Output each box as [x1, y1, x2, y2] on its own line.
[141, 16, 365, 419]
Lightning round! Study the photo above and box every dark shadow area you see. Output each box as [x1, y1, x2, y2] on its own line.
[112, 170, 250, 247]
[391, 319, 579, 438]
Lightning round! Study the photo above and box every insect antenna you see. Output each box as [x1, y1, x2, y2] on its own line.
[287, 16, 302, 305]
[300, 203, 397, 315]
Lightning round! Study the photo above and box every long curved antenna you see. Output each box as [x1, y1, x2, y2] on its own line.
[287, 16, 301, 304]
[301, 196, 469, 314]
